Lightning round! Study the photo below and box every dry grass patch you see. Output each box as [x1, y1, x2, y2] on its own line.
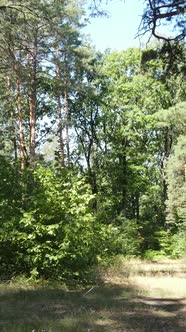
[102, 257, 186, 279]
[0, 258, 186, 331]
[129, 275, 186, 298]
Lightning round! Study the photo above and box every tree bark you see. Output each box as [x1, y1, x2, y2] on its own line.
[56, 45, 65, 167]
[64, 85, 70, 165]
[14, 67, 26, 171]
[27, 34, 37, 168]
[7, 76, 18, 162]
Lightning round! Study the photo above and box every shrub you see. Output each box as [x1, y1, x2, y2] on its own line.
[0, 165, 99, 281]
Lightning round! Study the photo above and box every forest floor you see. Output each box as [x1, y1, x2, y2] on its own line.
[0, 259, 186, 332]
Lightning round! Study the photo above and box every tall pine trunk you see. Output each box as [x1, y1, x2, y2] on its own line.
[56, 45, 65, 167]
[15, 69, 26, 171]
[27, 34, 37, 168]
[7, 76, 18, 162]
[64, 85, 70, 165]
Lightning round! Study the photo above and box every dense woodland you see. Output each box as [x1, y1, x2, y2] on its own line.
[0, 0, 186, 282]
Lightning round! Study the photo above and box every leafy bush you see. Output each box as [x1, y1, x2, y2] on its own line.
[99, 215, 142, 257]
[143, 227, 186, 259]
[156, 230, 174, 256]
[0, 165, 100, 281]
[171, 222, 186, 258]
[143, 249, 167, 260]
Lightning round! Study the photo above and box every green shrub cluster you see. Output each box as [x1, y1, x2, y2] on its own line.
[1, 157, 185, 282]
[0, 164, 98, 280]
[0, 162, 142, 281]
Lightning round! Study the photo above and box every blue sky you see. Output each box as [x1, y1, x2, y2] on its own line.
[83, 0, 148, 51]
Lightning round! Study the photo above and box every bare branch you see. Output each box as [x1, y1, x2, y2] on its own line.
[139, 0, 186, 42]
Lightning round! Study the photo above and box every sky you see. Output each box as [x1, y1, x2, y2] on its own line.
[83, 0, 148, 52]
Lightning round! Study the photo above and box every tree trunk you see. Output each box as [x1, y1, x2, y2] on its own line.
[56, 46, 65, 167]
[161, 127, 173, 225]
[121, 153, 127, 217]
[135, 192, 140, 221]
[64, 85, 70, 165]
[27, 35, 37, 168]
[15, 68, 26, 171]
[7, 76, 18, 162]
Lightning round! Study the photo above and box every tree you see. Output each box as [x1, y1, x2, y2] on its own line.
[98, 48, 169, 223]
[0, 0, 87, 169]
[156, 102, 186, 225]
[141, 0, 186, 41]
[166, 134, 186, 225]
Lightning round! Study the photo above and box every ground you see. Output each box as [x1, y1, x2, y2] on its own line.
[0, 259, 186, 331]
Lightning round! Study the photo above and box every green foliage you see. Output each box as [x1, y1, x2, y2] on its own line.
[143, 226, 186, 260]
[0, 13, 185, 284]
[0, 165, 100, 280]
[114, 217, 141, 257]
[98, 215, 141, 258]
[155, 102, 186, 137]
[143, 250, 167, 260]
[0, 162, 146, 281]
[155, 230, 174, 256]
[171, 222, 186, 258]
[166, 135, 186, 225]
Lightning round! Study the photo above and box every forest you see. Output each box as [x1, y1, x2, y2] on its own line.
[0, 0, 186, 283]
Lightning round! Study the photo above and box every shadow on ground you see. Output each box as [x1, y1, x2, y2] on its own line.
[0, 281, 185, 331]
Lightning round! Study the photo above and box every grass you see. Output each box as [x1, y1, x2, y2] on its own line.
[0, 258, 186, 331]
[102, 257, 186, 297]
